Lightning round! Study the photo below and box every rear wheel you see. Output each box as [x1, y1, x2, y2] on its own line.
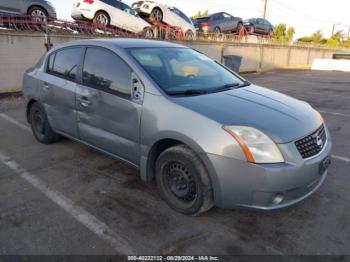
[151, 8, 163, 22]
[143, 27, 154, 38]
[28, 6, 48, 23]
[185, 30, 195, 40]
[29, 102, 60, 144]
[236, 22, 243, 32]
[214, 26, 221, 34]
[155, 145, 214, 215]
[28, 6, 48, 18]
[93, 11, 110, 26]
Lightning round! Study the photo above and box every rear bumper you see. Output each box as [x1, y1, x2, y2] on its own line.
[204, 127, 332, 210]
[71, 8, 94, 21]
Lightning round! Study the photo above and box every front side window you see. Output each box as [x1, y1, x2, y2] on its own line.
[223, 13, 231, 19]
[83, 47, 132, 96]
[47, 47, 82, 81]
[129, 47, 246, 95]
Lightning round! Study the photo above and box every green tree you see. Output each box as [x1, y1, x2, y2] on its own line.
[286, 27, 296, 42]
[311, 30, 324, 43]
[273, 23, 295, 43]
[298, 30, 326, 44]
[191, 9, 209, 20]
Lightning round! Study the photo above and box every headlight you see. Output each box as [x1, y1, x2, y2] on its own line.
[223, 126, 284, 164]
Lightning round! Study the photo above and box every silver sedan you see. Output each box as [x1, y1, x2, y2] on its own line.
[22, 39, 332, 215]
[0, 0, 56, 18]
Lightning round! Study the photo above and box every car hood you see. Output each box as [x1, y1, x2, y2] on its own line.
[172, 84, 323, 143]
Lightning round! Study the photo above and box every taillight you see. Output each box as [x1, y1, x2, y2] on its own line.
[200, 22, 209, 32]
[83, 0, 94, 4]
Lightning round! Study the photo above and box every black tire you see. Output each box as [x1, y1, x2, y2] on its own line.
[143, 27, 154, 38]
[214, 26, 221, 34]
[237, 22, 243, 32]
[29, 102, 60, 144]
[151, 8, 163, 22]
[155, 145, 214, 216]
[93, 11, 110, 26]
[28, 6, 48, 18]
[185, 30, 195, 40]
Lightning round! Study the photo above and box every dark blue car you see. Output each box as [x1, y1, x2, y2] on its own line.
[244, 18, 274, 35]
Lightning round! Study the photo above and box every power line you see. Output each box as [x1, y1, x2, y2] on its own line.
[271, 0, 339, 24]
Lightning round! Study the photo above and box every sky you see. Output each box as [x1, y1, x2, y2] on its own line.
[50, 0, 350, 39]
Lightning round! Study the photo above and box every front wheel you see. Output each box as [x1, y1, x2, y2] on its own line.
[29, 102, 60, 144]
[155, 145, 214, 215]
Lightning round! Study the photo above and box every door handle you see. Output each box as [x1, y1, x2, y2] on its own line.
[42, 82, 50, 90]
[79, 97, 91, 107]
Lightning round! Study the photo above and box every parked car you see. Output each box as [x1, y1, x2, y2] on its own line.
[71, 0, 152, 35]
[193, 12, 243, 34]
[244, 18, 274, 35]
[23, 39, 332, 215]
[0, 0, 56, 18]
[132, 1, 196, 39]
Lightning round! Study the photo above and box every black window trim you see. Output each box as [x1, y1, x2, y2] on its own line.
[46, 46, 84, 82]
[79, 45, 133, 100]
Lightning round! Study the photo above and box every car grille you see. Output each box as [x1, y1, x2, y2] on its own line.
[295, 125, 327, 159]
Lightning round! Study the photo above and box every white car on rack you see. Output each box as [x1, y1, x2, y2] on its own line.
[131, 1, 196, 39]
[71, 0, 152, 35]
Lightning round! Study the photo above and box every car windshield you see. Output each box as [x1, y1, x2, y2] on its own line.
[129, 47, 248, 96]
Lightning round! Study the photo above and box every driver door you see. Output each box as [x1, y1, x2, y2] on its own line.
[76, 47, 143, 165]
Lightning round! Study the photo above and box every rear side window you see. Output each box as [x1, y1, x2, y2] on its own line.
[82, 47, 132, 96]
[47, 47, 82, 81]
[101, 0, 116, 7]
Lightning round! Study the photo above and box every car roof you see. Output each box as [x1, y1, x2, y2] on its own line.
[51, 38, 187, 51]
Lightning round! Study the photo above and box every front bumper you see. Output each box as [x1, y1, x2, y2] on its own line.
[204, 127, 332, 210]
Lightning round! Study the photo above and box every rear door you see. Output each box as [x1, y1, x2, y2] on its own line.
[76, 47, 142, 165]
[40, 47, 83, 137]
[0, 0, 21, 13]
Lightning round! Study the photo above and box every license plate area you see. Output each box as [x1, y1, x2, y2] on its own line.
[319, 156, 331, 175]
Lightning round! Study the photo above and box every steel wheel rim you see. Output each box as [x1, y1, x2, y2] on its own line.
[96, 14, 108, 25]
[165, 162, 197, 202]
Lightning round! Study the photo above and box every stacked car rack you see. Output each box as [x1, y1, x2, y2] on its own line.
[0, 13, 273, 45]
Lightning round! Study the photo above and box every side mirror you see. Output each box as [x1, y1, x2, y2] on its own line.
[131, 72, 145, 104]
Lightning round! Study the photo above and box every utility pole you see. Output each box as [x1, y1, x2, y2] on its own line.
[348, 26, 350, 38]
[263, 0, 268, 19]
[331, 24, 336, 36]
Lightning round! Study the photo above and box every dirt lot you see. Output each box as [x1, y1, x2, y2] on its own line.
[0, 70, 349, 255]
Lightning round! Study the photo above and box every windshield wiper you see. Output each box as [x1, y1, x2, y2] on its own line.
[167, 89, 208, 96]
[206, 81, 252, 94]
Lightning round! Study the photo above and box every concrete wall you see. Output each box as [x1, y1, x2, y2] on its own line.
[0, 31, 347, 93]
